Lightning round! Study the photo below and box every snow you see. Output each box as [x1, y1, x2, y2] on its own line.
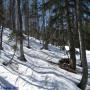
[0, 28, 87, 90]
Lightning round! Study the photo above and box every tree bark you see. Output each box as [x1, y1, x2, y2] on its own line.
[65, 0, 76, 70]
[15, 0, 27, 62]
[75, 0, 88, 90]
[0, 26, 3, 50]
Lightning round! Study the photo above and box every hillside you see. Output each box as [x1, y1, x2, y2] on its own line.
[0, 28, 88, 90]
[0, 28, 90, 90]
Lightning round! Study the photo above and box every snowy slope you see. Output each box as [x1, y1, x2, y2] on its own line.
[0, 28, 87, 90]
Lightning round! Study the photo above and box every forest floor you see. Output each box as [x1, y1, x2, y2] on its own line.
[0, 28, 90, 90]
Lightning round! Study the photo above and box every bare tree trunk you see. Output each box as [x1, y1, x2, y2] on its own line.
[78, 22, 88, 90]
[27, 20, 30, 48]
[0, 0, 4, 50]
[41, 0, 48, 50]
[65, 0, 76, 70]
[15, 0, 27, 62]
[76, 0, 88, 90]
[0, 26, 3, 50]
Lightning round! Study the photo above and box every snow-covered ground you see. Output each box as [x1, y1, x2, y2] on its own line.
[0, 28, 90, 90]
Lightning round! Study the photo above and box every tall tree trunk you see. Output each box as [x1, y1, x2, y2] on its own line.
[42, 0, 48, 50]
[76, 0, 88, 90]
[24, 0, 30, 49]
[65, 0, 76, 70]
[0, 0, 4, 50]
[0, 26, 3, 50]
[26, 16, 30, 48]
[15, 0, 27, 62]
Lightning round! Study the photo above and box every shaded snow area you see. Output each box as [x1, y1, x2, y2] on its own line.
[1, 28, 89, 90]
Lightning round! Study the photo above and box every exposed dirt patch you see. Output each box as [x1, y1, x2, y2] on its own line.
[58, 58, 76, 73]
[48, 58, 76, 73]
